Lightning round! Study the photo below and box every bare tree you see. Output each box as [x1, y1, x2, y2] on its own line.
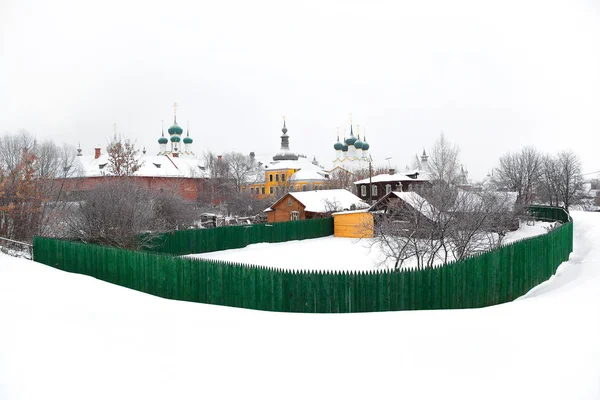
[223, 152, 261, 192]
[224, 190, 271, 219]
[200, 151, 236, 206]
[429, 133, 461, 185]
[555, 150, 584, 211]
[536, 151, 584, 210]
[537, 154, 561, 207]
[0, 130, 36, 174]
[107, 138, 141, 177]
[365, 186, 521, 270]
[493, 147, 541, 204]
[325, 168, 355, 191]
[65, 180, 197, 249]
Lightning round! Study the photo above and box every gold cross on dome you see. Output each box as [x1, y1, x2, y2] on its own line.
[173, 102, 178, 117]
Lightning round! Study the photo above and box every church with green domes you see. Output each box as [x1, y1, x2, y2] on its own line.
[157, 103, 195, 157]
[332, 121, 371, 169]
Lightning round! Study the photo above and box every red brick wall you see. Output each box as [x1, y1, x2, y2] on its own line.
[56, 176, 205, 202]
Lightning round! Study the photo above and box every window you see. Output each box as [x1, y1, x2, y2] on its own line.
[269, 174, 273, 182]
[287, 198, 292, 206]
[291, 211, 300, 221]
[281, 174, 285, 181]
[261, 187, 265, 195]
[250, 188, 255, 194]
[386, 184, 392, 194]
[276, 174, 279, 182]
[372, 185, 378, 196]
[302, 185, 308, 191]
[269, 187, 273, 194]
[361, 185, 367, 197]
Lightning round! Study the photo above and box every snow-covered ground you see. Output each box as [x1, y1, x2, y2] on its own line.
[187, 220, 557, 271]
[0, 212, 599, 400]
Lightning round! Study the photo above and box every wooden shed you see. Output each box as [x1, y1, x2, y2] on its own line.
[333, 210, 374, 238]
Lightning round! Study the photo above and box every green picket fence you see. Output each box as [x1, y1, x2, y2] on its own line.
[528, 205, 571, 223]
[32, 210, 573, 313]
[144, 218, 334, 255]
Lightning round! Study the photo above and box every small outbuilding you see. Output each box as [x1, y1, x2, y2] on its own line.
[332, 210, 374, 238]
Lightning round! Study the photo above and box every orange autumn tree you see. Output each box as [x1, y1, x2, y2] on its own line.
[107, 138, 141, 177]
[0, 149, 46, 241]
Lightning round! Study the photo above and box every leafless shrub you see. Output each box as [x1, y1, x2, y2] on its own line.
[364, 185, 522, 270]
[64, 180, 197, 249]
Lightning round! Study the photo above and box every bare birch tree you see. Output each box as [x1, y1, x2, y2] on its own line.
[429, 133, 461, 185]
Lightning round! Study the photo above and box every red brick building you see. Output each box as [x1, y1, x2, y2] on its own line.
[61, 145, 208, 202]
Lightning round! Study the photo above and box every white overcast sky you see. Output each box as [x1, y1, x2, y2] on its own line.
[1, 0, 598, 179]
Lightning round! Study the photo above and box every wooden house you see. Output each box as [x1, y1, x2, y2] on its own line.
[353, 170, 431, 203]
[369, 191, 441, 238]
[265, 189, 369, 223]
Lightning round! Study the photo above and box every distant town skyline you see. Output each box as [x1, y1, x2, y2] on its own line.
[1, 0, 599, 180]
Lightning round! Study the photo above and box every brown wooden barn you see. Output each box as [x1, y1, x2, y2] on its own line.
[265, 189, 368, 223]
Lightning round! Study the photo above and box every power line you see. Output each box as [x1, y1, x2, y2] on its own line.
[582, 170, 600, 176]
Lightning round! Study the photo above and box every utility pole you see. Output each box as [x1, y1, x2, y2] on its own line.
[369, 156, 373, 205]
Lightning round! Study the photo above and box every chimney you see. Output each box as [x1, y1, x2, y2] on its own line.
[389, 168, 395, 175]
[249, 152, 255, 162]
[94, 147, 101, 159]
[217, 155, 222, 160]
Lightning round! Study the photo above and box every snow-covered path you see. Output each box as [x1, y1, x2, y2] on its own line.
[0, 212, 598, 400]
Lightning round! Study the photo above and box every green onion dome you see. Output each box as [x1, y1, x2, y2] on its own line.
[354, 138, 363, 149]
[183, 136, 193, 144]
[342, 144, 348, 152]
[362, 141, 370, 151]
[171, 136, 181, 143]
[168, 124, 183, 135]
[334, 136, 343, 151]
[158, 137, 168, 145]
[345, 135, 357, 146]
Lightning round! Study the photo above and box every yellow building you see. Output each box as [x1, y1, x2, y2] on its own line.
[242, 120, 330, 199]
[333, 210, 374, 238]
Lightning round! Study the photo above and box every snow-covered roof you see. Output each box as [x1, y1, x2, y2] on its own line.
[289, 168, 327, 181]
[331, 209, 370, 216]
[72, 153, 208, 179]
[266, 189, 369, 214]
[290, 189, 369, 213]
[261, 157, 320, 171]
[370, 191, 440, 221]
[354, 171, 431, 185]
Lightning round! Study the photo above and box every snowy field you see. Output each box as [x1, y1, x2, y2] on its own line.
[0, 212, 599, 400]
[188, 220, 557, 271]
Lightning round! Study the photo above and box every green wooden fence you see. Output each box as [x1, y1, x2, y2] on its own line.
[528, 205, 571, 223]
[32, 207, 573, 313]
[143, 218, 334, 255]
